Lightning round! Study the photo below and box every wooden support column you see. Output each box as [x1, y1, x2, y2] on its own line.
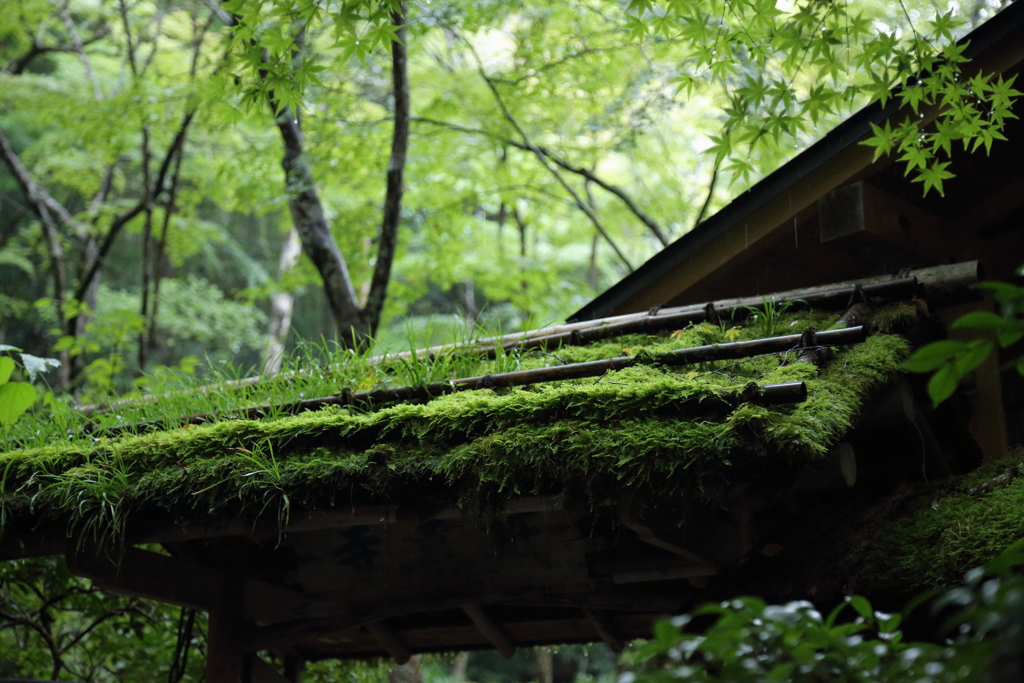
[283, 656, 304, 683]
[942, 299, 1009, 462]
[461, 603, 516, 658]
[207, 539, 248, 683]
[367, 620, 412, 664]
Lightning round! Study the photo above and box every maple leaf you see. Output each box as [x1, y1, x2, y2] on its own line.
[916, 161, 955, 197]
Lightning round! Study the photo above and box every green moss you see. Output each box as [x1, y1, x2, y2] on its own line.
[0, 324, 910, 545]
[859, 455, 1024, 593]
[872, 302, 925, 334]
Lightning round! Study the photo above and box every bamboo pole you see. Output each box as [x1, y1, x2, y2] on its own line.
[473, 279, 911, 357]
[75, 260, 976, 418]
[83, 326, 863, 438]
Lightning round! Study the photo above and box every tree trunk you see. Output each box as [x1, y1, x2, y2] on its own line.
[360, 3, 409, 339]
[272, 7, 409, 348]
[262, 229, 302, 375]
[276, 105, 366, 344]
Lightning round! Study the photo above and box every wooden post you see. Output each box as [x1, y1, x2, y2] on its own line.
[942, 299, 1009, 462]
[206, 539, 248, 683]
[283, 656, 303, 683]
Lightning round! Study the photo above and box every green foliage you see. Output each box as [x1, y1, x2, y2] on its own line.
[861, 67, 1020, 197]
[623, 597, 923, 682]
[625, 0, 1018, 188]
[902, 277, 1024, 406]
[623, 541, 1024, 683]
[0, 556, 206, 682]
[740, 297, 803, 338]
[0, 345, 59, 433]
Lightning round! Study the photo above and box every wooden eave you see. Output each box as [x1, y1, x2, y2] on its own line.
[569, 2, 1024, 322]
[0, 266, 999, 682]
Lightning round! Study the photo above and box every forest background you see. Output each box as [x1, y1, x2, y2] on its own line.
[2, 0, 1009, 400]
[0, 0, 1019, 680]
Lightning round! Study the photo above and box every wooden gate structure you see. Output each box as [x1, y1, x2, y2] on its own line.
[0, 261, 1000, 681]
[6, 3, 1024, 681]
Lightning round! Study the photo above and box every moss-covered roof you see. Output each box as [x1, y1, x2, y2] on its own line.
[0, 309, 910, 548]
[855, 453, 1024, 594]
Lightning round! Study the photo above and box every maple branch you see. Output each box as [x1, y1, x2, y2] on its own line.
[461, 51, 634, 272]
[413, 116, 669, 246]
[73, 111, 195, 304]
[59, 0, 104, 100]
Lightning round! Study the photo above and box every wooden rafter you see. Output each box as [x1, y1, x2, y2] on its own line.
[366, 620, 412, 664]
[462, 604, 517, 658]
[582, 608, 624, 653]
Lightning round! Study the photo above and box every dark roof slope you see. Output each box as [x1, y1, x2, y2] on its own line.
[569, 1, 1024, 322]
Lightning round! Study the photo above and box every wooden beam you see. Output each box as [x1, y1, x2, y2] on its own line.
[366, 620, 412, 664]
[462, 603, 516, 658]
[241, 587, 688, 650]
[135, 496, 564, 547]
[207, 539, 246, 683]
[819, 182, 1003, 275]
[611, 564, 717, 585]
[251, 657, 292, 683]
[67, 546, 223, 612]
[582, 609, 623, 653]
[619, 511, 709, 565]
[291, 612, 666, 657]
[66, 545, 311, 626]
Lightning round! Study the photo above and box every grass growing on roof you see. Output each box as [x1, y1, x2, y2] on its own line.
[4, 309, 837, 451]
[857, 452, 1024, 594]
[0, 315, 909, 546]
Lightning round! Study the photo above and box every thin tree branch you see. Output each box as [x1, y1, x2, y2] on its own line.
[118, 0, 140, 76]
[74, 110, 195, 305]
[59, 604, 134, 652]
[139, 3, 171, 76]
[453, 47, 634, 272]
[204, 0, 235, 26]
[362, 4, 410, 337]
[0, 127, 90, 240]
[3, 27, 110, 75]
[413, 116, 668, 246]
[492, 43, 633, 86]
[693, 151, 723, 230]
[58, 0, 104, 101]
[147, 141, 185, 354]
[0, 129, 68, 318]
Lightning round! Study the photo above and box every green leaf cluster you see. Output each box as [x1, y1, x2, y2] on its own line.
[0, 346, 59, 432]
[902, 279, 1024, 406]
[623, 540, 1024, 683]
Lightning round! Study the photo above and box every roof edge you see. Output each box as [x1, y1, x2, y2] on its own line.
[568, 0, 1024, 322]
